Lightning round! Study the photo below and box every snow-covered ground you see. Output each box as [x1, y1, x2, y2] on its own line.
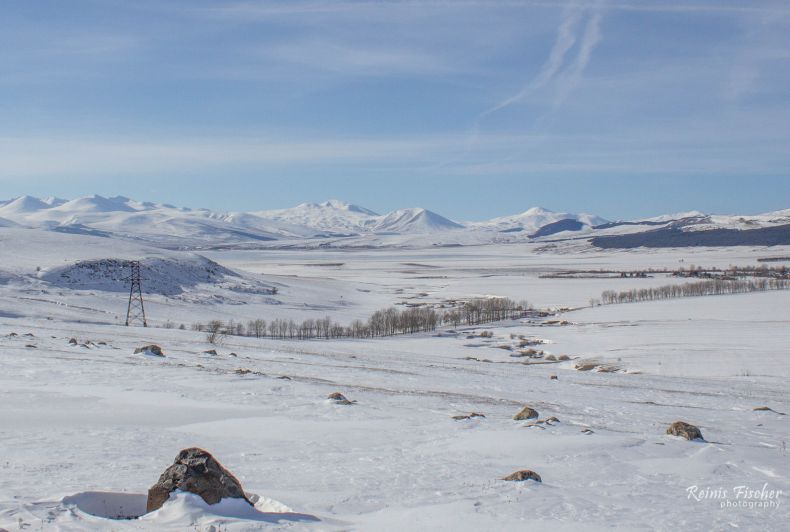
[0, 227, 788, 530]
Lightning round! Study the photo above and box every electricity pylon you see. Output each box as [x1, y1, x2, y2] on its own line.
[125, 260, 147, 327]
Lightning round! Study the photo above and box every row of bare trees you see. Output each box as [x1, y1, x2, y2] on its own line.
[192, 297, 531, 342]
[598, 278, 790, 306]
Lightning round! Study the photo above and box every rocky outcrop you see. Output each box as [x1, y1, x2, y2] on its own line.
[146, 448, 250, 513]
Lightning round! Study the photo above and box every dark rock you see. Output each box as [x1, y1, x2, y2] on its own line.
[513, 406, 539, 421]
[68, 338, 78, 345]
[666, 421, 704, 441]
[328, 392, 355, 405]
[146, 448, 250, 513]
[204, 349, 218, 355]
[25, 344, 37, 348]
[134, 345, 164, 357]
[277, 376, 292, 380]
[503, 470, 542, 482]
[550, 375, 558, 380]
[452, 412, 486, 421]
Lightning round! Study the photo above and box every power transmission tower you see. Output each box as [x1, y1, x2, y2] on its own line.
[125, 260, 147, 327]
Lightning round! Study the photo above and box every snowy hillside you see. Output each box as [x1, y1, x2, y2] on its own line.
[42, 256, 239, 296]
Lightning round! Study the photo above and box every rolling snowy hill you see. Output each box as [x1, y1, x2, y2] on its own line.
[469, 206, 607, 234]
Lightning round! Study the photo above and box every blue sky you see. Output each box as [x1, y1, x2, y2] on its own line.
[1, 0, 789, 220]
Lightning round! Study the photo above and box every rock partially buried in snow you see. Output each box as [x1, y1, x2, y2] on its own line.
[666, 421, 704, 441]
[146, 448, 250, 513]
[134, 344, 164, 357]
[327, 392, 355, 405]
[452, 412, 486, 421]
[503, 470, 542, 483]
[513, 406, 539, 421]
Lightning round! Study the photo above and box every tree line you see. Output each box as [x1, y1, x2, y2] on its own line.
[190, 297, 531, 342]
[596, 278, 790, 306]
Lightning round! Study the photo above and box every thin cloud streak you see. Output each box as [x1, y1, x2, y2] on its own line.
[554, 5, 602, 106]
[482, 3, 583, 115]
[482, 1, 604, 116]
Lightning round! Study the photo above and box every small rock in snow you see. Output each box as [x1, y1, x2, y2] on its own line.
[134, 344, 164, 357]
[452, 412, 486, 421]
[328, 392, 355, 405]
[502, 470, 542, 482]
[513, 406, 539, 421]
[666, 421, 704, 441]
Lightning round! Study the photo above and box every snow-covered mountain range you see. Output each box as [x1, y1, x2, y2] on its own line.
[1, 195, 788, 249]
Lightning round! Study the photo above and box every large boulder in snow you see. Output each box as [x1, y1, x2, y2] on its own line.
[666, 421, 703, 441]
[146, 448, 250, 512]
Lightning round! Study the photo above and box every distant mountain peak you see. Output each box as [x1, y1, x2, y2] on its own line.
[297, 199, 380, 216]
[42, 196, 67, 207]
[523, 206, 554, 215]
[53, 194, 137, 213]
[373, 207, 463, 234]
[0, 195, 51, 213]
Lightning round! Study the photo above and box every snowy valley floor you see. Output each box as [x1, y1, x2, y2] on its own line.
[0, 245, 788, 530]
